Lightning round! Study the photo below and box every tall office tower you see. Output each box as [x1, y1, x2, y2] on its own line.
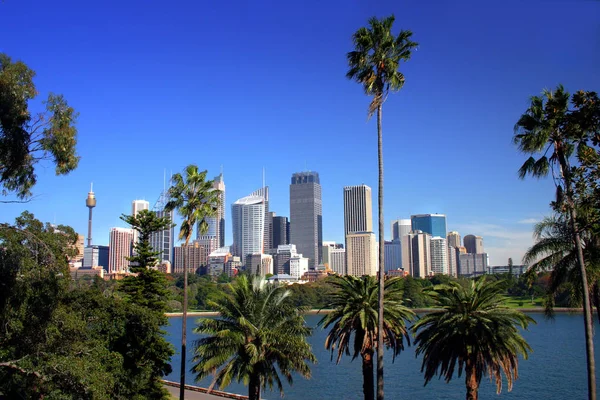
[150, 190, 174, 264]
[213, 172, 226, 248]
[411, 214, 447, 238]
[446, 231, 461, 248]
[231, 189, 265, 261]
[463, 234, 484, 254]
[108, 227, 134, 274]
[272, 215, 289, 249]
[405, 231, 431, 278]
[391, 219, 411, 241]
[447, 245, 458, 277]
[131, 200, 150, 245]
[343, 185, 373, 235]
[173, 241, 206, 274]
[249, 186, 270, 252]
[458, 253, 488, 277]
[196, 173, 226, 255]
[384, 239, 402, 272]
[346, 232, 377, 276]
[290, 172, 322, 267]
[83, 245, 109, 270]
[430, 237, 448, 275]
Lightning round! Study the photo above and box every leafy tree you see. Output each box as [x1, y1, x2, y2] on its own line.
[192, 275, 316, 400]
[318, 275, 414, 400]
[524, 214, 600, 318]
[347, 16, 417, 400]
[118, 209, 175, 398]
[0, 53, 79, 199]
[164, 164, 220, 400]
[413, 279, 534, 400]
[514, 85, 598, 399]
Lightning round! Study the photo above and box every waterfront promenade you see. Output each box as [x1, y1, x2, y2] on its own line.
[163, 380, 247, 400]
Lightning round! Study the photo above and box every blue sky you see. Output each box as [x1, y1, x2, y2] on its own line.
[1, 0, 599, 266]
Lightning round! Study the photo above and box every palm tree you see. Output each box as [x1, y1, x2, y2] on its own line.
[413, 279, 534, 400]
[524, 214, 600, 318]
[164, 165, 220, 400]
[192, 275, 316, 400]
[347, 16, 417, 400]
[513, 85, 596, 399]
[318, 275, 414, 400]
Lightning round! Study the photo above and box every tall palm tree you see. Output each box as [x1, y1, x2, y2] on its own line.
[347, 16, 417, 400]
[513, 85, 596, 399]
[413, 279, 534, 400]
[192, 275, 316, 400]
[164, 165, 220, 400]
[318, 275, 414, 400]
[524, 214, 600, 318]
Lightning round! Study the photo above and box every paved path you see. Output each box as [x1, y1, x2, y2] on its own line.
[166, 385, 234, 399]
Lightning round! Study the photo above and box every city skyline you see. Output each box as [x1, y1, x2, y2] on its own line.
[1, 1, 597, 267]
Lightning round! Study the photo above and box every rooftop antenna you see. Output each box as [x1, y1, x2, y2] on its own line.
[262, 167, 265, 190]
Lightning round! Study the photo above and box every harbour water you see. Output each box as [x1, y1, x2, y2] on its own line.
[164, 313, 600, 399]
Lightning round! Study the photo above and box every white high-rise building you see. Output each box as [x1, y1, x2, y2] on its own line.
[430, 237, 448, 275]
[346, 232, 377, 276]
[391, 219, 411, 241]
[330, 247, 346, 275]
[447, 245, 458, 277]
[232, 190, 265, 261]
[405, 230, 431, 278]
[197, 173, 226, 256]
[289, 255, 309, 279]
[343, 185, 373, 236]
[108, 227, 133, 274]
[131, 200, 149, 245]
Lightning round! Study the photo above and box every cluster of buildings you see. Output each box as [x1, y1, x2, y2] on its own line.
[70, 171, 510, 281]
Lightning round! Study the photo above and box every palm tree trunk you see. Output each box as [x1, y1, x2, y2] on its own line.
[465, 359, 478, 400]
[569, 205, 596, 400]
[376, 103, 385, 400]
[363, 351, 375, 400]
[179, 240, 189, 400]
[249, 373, 261, 400]
[559, 147, 596, 400]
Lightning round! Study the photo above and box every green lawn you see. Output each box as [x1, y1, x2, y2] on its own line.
[503, 295, 544, 308]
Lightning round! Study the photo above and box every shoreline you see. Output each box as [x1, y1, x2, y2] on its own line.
[166, 307, 587, 317]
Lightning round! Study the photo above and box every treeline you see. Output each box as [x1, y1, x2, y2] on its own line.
[79, 270, 554, 312]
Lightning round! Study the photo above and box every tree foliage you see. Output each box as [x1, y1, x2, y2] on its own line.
[413, 279, 534, 400]
[318, 275, 414, 400]
[0, 53, 79, 199]
[192, 275, 316, 400]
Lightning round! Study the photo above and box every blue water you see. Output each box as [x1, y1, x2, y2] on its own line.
[164, 313, 600, 399]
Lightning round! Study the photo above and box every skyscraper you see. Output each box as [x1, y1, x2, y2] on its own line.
[463, 234, 484, 254]
[231, 189, 265, 263]
[384, 240, 402, 272]
[251, 186, 270, 252]
[405, 231, 431, 278]
[458, 253, 488, 277]
[346, 232, 377, 276]
[108, 227, 133, 274]
[322, 242, 346, 275]
[391, 219, 411, 241]
[150, 189, 174, 264]
[343, 185, 373, 236]
[272, 215, 289, 249]
[197, 173, 226, 255]
[290, 172, 322, 267]
[411, 214, 447, 238]
[131, 200, 149, 245]
[446, 231, 461, 248]
[430, 237, 448, 275]
[447, 245, 458, 277]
